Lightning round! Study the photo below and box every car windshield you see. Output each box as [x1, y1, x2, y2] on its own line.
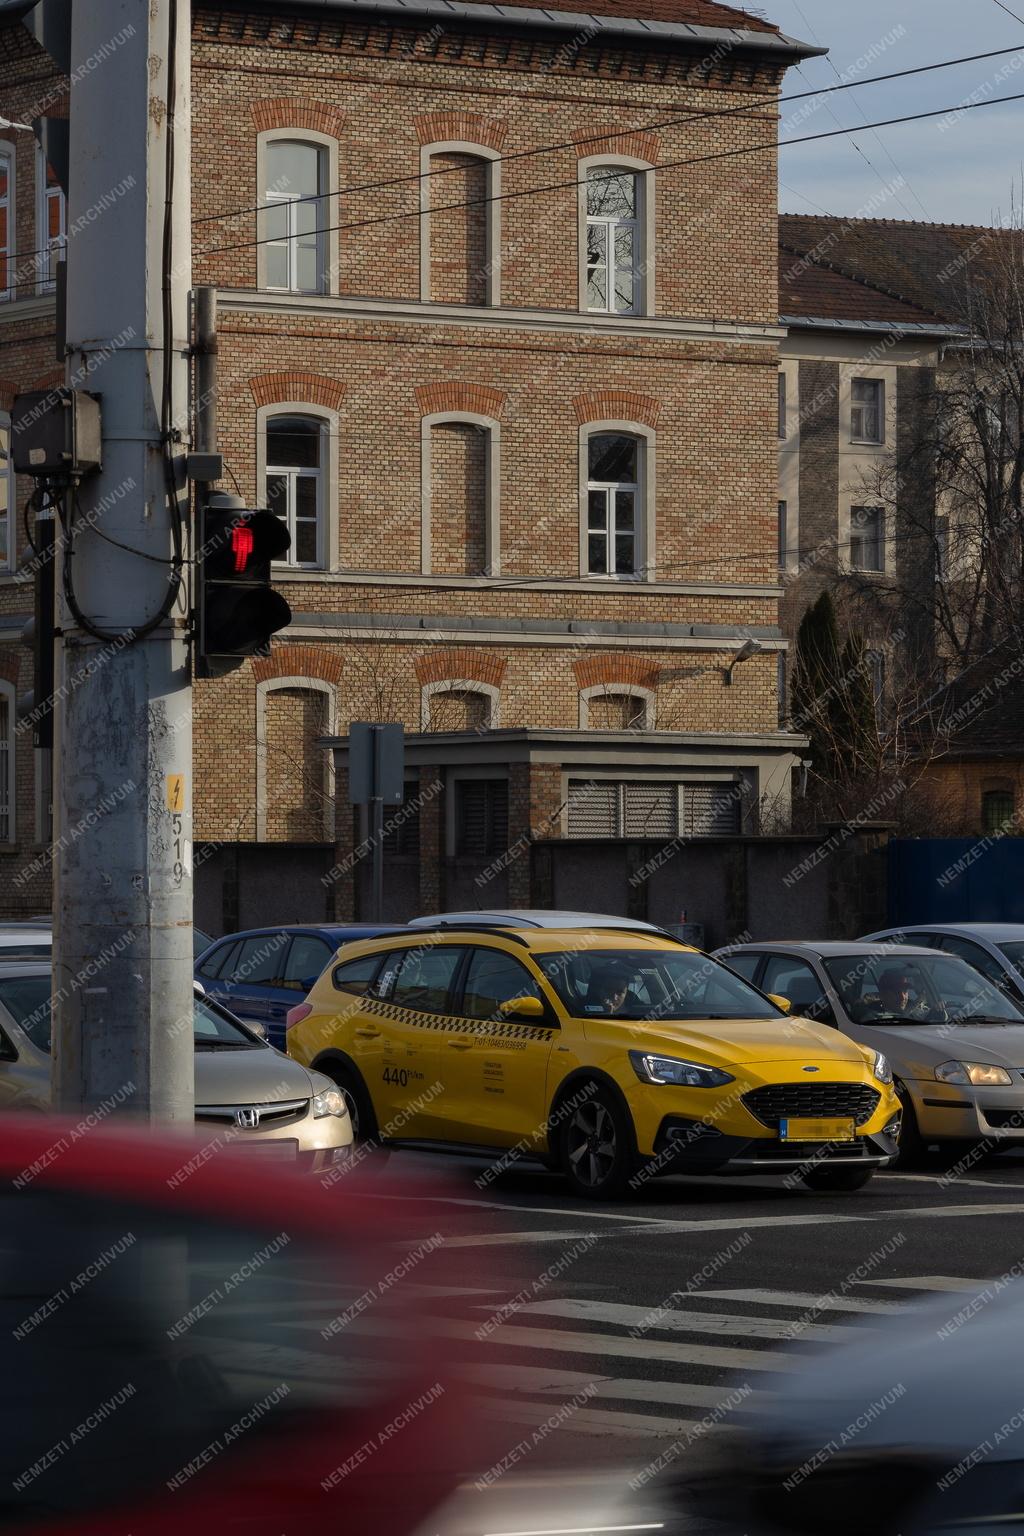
[193, 996, 262, 1048]
[0, 979, 259, 1054]
[823, 953, 1024, 1026]
[538, 948, 781, 1022]
[997, 941, 1024, 970]
[0, 974, 51, 1052]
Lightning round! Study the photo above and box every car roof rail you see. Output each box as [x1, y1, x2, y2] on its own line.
[413, 921, 533, 947]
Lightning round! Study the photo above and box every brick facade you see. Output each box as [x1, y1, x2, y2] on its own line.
[0, 0, 815, 922]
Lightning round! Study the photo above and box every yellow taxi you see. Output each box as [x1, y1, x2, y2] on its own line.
[286, 927, 900, 1198]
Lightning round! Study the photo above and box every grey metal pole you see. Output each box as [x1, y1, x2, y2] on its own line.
[52, 0, 194, 1122]
[194, 287, 217, 458]
[371, 727, 384, 922]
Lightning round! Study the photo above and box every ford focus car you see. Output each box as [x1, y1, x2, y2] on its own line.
[286, 928, 899, 1198]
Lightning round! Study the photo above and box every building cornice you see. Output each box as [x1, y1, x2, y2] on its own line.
[285, 611, 788, 649]
[271, 569, 781, 599]
[219, 288, 785, 344]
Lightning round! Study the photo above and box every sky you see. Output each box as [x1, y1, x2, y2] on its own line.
[764, 0, 1024, 226]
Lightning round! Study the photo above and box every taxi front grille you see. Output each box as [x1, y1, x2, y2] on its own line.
[742, 1083, 880, 1130]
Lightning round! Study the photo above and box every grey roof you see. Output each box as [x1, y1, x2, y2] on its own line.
[871, 923, 1024, 942]
[717, 941, 943, 959]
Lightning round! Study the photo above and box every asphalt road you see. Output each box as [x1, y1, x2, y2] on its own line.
[340, 1145, 1024, 1536]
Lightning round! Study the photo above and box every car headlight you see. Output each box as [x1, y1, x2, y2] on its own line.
[872, 1051, 893, 1085]
[935, 1060, 1013, 1088]
[312, 1087, 349, 1119]
[629, 1051, 735, 1088]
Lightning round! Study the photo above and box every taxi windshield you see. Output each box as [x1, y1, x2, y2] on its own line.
[538, 948, 781, 1022]
[823, 952, 1024, 1027]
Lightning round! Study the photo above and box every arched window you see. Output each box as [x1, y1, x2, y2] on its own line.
[420, 411, 500, 576]
[580, 684, 655, 731]
[422, 681, 499, 732]
[579, 158, 653, 316]
[257, 134, 336, 294]
[420, 142, 500, 306]
[256, 678, 336, 842]
[0, 678, 14, 843]
[585, 431, 645, 578]
[264, 414, 326, 568]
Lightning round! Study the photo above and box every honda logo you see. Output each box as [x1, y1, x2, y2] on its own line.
[235, 1107, 261, 1129]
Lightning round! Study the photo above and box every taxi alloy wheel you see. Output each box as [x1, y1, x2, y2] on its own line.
[560, 1086, 637, 1199]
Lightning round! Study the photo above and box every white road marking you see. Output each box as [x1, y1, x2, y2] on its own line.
[487, 1401, 735, 1439]
[461, 1361, 760, 1411]
[443, 1317, 805, 1372]
[444, 1202, 1024, 1246]
[882, 1173, 1005, 1189]
[698, 1287, 902, 1314]
[513, 1298, 860, 1341]
[860, 1275, 987, 1292]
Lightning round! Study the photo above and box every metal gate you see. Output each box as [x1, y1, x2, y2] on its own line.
[889, 837, 1024, 925]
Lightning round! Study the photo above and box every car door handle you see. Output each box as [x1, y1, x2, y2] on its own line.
[354, 1026, 382, 1039]
[447, 1038, 474, 1051]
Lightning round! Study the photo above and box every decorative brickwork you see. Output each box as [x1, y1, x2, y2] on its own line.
[429, 153, 489, 306]
[30, 367, 63, 392]
[0, 654, 19, 685]
[415, 382, 506, 419]
[573, 389, 662, 428]
[252, 645, 344, 685]
[250, 98, 346, 138]
[573, 654, 660, 690]
[248, 373, 347, 411]
[574, 127, 660, 164]
[0, 377, 18, 411]
[415, 649, 508, 688]
[414, 111, 507, 150]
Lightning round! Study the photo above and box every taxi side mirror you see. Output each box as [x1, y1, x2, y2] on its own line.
[768, 993, 793, 1014]
[498, 995, 545, 1021]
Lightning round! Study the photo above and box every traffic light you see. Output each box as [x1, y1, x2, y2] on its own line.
[197, 493, 291, 678]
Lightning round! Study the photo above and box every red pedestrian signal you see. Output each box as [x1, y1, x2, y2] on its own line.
[197, 495, 292, 677]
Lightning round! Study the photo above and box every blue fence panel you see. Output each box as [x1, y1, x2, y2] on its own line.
[889, 838, 1024, 925]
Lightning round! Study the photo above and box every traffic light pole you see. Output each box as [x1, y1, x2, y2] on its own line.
[52, 0, 194, 1122]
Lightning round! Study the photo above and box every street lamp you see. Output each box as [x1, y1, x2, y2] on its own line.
[724, 637, 764, 685]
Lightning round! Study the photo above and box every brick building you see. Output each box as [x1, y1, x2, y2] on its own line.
[0, 0, 818, 926]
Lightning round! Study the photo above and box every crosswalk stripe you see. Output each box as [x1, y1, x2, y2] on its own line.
[699, 1287, 902, 1314]
[461, 1361, 760, 1412]
[485, 1401, 734, 1439]
[450, 1318, 804, 1372]
[861, 1275, 986, 1292]
[513, 1297, 862, 1341]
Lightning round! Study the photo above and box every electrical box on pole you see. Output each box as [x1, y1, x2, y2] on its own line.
[197, 493, 292, 677]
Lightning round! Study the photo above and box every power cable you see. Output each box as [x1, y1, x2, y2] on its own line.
[190, 44, 1024, 230]
[196, 87, 1024, 260]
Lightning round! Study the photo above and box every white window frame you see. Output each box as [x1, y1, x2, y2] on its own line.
[36, 145, 66, 295]
[0, 139, 15, 304]
[257, 403, 338, 572]
[256, 129, 339, 297]
[420, 410, 501, 576]
[420, 679, 500, 732]
[846, 502, 886, 575]
[578, 154, 655, 318]
[850, 376, 885, 445]
[0, 410, 13, 575]
[578, 683, 655, 730]
[418, 141, 501, 306]
[255, 676, 336, 842]
[0, 679, 14, 843]
[579, 421, 655, 580]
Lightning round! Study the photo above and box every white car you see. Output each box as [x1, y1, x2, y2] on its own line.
[863, 922, 1024, 1006]
[409, 909, 665, 933]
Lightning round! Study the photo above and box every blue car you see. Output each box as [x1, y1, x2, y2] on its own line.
[194, 924, 405, 1050]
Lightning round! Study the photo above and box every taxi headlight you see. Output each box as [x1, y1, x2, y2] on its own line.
[935, 1061, 1013, 1088]
[629, 1051, 734, 1088]
[312, 1087, 349, 1119]
[872, 1051, 893, 1085]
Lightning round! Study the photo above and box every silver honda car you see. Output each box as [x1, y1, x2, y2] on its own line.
[713, 940, 1024, 1165]
[0, 962, 352, 1172]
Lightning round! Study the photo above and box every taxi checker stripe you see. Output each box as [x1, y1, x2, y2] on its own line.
[359, 996, 555, 1040]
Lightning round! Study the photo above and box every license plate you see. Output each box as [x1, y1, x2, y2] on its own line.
[779, 1117, 856, 1142]
[229, 1139, 297, 1158]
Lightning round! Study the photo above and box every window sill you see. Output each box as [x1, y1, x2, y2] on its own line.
[848, 438, 886, 448]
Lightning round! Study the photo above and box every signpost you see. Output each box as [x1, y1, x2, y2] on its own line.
[348, 724, 404, 921]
